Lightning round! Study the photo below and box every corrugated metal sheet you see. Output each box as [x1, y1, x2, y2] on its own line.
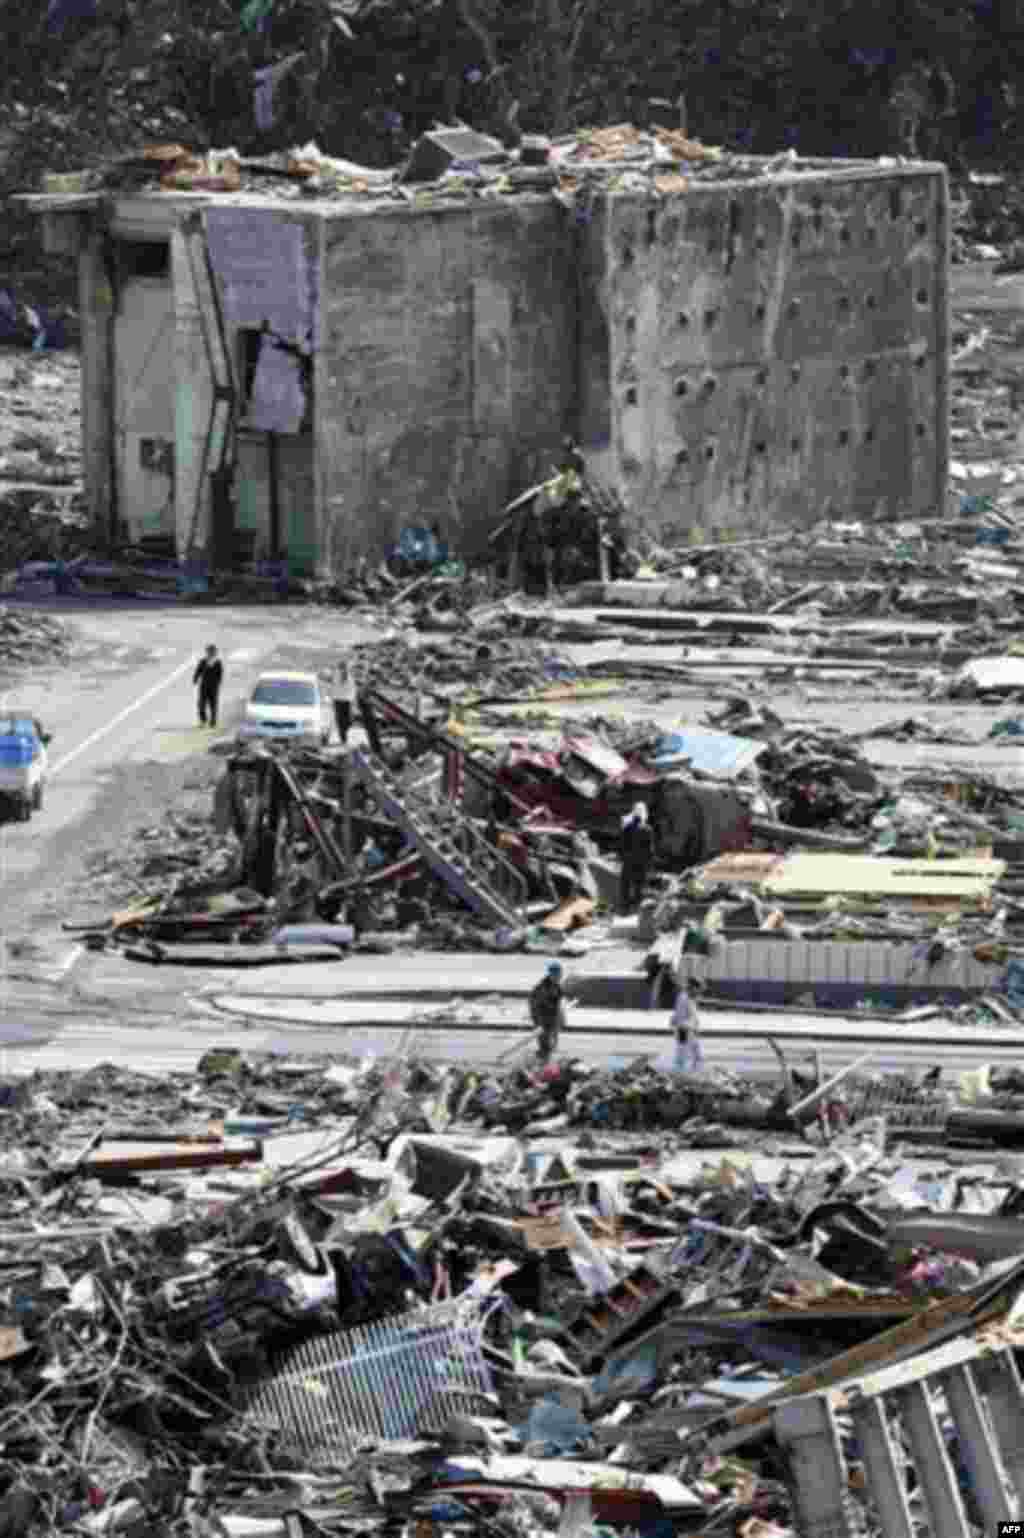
[681, 935, 1003, 1006]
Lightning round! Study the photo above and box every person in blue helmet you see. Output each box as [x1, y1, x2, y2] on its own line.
[529, 959, 568, 1065]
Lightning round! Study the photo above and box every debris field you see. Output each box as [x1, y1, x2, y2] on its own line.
[7, 474, 1024, 1536]
[7, 128, 1024, 1538]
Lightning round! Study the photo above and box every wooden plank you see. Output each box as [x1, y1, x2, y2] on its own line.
[540, 896, 596, 932]
[75, 1140, 262, 1176]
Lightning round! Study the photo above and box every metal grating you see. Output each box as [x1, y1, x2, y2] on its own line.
[775, 1337, 1024, 1538]
[246, 1300, 495, 1464]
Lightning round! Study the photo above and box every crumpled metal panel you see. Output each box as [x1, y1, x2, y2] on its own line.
[596, 166, 948, 537]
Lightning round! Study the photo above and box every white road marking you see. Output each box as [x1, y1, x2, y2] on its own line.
[56, 943, 83, 976]
[49, 655, 197, 777]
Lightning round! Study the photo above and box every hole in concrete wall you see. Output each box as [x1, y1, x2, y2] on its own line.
[754, 301, 766, 321]
[625, 314, 637, 334]
[790, 364, 801, 381]
[702, 376, 717, 394]
[916, 422, 927, 437]
[890, 187, 903, 220]
[756, 368, 768, 385]
[703, 308, 718, 329]
[791, 226, 801, 247]
[865, 225, 878, 244]
[790, 436, 801, 452]
[915, 219, 928, 236]
[676, 448, 690, 465]
[646, 208, 658, 246]
[812, 212, 824, 233]
[678, 310, 691, 327]
[864, 358, 877, 376]
[839, 428, 850, 445]
[755, 234, 767, 250]
[675, 378, 689, 397]
[788, 299, 800, 318]
[837, 295, 851, 315]
[625, 385, 638, 405]
[916, 286, 928, 304]
[840, 225, 852, 243]
[704, 443, 715, 460]
[839, 363, 850, 380]
[811, 192, 823, 209]
[622, 245, 635, 265]
[755, 440, 767, 453]
[915, 353, 928, 368]
[866, 293, 877, 310]
[865, 427, 875, 442]
[726, 198, 741, 271]
[117, 239, 170, 279]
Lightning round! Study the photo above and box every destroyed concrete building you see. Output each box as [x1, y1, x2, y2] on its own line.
[19, 135, 950, 578]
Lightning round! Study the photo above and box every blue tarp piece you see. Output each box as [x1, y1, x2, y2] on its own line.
[990, 717, 1024, 738]
[517, 1397, 590, 1452]
[1005, 959, 1024, 1011]
[650, 727, 765, 778]
[393, 525, 448, 566]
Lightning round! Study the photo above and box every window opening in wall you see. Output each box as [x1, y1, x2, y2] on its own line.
[117, 240, 170, 279]
[239, 327, 263, 413]
[236, 325, 313, 434]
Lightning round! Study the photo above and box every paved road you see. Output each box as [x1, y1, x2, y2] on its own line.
[0, 599, 372, 898]
[3, 943, 1021, 1083]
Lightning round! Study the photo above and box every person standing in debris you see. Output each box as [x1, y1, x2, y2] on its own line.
[619, 801, 654, 914]
[529, 959, 568, 1066]
[887, 56, 931, 157]
[670, 976, 704, 1075]
[193, 644, 223, 728]
[333, 658, 358, 746]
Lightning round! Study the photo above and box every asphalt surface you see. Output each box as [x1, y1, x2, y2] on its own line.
[0, 598, 371, 903]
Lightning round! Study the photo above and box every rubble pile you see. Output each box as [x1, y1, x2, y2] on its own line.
[37, 127, 824, 212]
[0, 603, 71, 672]
[61, 672, 1024, 1037]
[2, 1045, 1024, 1536]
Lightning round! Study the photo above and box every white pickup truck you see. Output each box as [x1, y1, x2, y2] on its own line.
[0, 713, 50, 822]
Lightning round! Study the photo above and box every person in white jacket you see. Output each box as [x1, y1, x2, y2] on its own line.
[670, 976, 704, 1075]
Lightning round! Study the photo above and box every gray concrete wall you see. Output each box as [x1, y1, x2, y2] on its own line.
[317, 198, 577, 567]
[592, 168, 949, 542]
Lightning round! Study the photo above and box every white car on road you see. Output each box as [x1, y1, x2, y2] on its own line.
[237, 671, 332, 748]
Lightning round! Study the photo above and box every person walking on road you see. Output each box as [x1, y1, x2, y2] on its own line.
[619, 801, 654, 914]
[529, 959, 568, 1066]
[193, 644, 223, 727]
[670, 977, 704, 1075]
[334, 658, 358, 746]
